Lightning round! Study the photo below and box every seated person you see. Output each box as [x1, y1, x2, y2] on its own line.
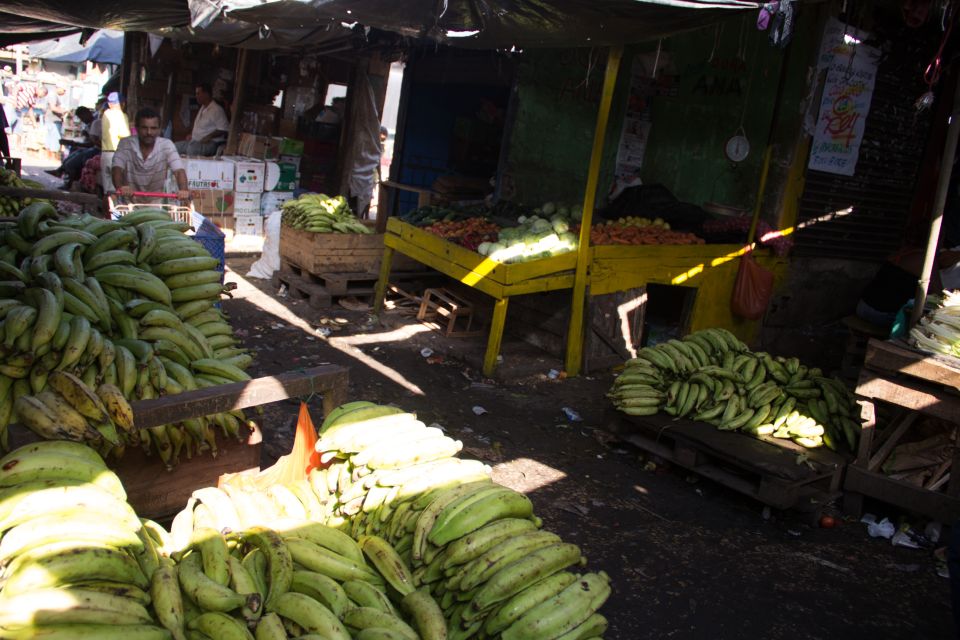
[175, 83, 229, 157]
[46, 106, 100, 185]
[857, 245, 960, 329]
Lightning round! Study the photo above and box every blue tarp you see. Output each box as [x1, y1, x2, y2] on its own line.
[28, 29, 124, 65]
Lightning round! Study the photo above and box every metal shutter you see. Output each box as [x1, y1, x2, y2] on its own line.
[794, 42, 934, 261]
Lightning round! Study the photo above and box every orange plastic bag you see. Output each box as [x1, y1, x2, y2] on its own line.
[731, 253, 774, 320]
[219, 402, 320, 490]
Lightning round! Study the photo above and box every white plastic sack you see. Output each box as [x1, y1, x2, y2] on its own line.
[247, 210, 282, 279]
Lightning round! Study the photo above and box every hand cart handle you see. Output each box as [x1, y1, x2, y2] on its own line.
[131, 191, 182, 199]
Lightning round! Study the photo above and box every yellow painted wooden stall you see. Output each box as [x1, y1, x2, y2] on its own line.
[373, 218, 787, 376]
[373, 46, 789, 377]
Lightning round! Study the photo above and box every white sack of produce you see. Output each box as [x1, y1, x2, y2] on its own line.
[247, 209, 282, 279]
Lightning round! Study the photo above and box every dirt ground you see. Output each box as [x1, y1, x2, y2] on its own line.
[219, 253, 951, 639]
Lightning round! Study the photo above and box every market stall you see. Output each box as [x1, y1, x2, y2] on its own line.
[844, 338, 960, 523]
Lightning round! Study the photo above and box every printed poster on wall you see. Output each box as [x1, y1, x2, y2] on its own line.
[614, 53, 678, 181]
[808, 18, 880, 176]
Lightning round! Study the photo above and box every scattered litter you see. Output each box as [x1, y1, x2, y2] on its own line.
[762, 506, 772, 520]
[547, 369, 561, 380]
[886, 563, 922, 573]
[420, 348, 434, 358]
[472, 406, 488, 416]
[426, 422, 446, 432]
[270, 322, 285, 330]
[305, 336, 316, 341]
[684, 475, 699, 484]
[694, 488, 704, 496]
[561, 407, 583, 422]
[797, 553, 849, 573]
[557, 501, 590, 516]
[925, 521, 943, 544]
[892, 530, 922, 549]
[459, 427, 473, 434]
[469, 382, 495, 390]
[315, 327, 331, 337]
[862, 514, 896, 539]
[426, 356, 445, 365]
[787, 529, 802, 537]
[277, 284, 288, 297]
[596, 454, 604, 459]
[496, 355, 503, 363]
[643, 461, 658, 472]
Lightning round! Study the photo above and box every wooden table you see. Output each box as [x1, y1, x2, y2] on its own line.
[11, 364, 350, 519]
[844, 339, 960, 522]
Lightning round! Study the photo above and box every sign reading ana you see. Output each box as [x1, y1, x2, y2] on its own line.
[808, 18, 880, 177]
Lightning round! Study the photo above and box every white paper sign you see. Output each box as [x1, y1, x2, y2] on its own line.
[808, 18, 880, 176]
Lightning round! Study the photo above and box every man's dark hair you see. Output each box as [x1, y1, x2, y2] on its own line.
[135, 106, 161, 126]
[196, 83, 213, 96]
[75, 106, 92, 120]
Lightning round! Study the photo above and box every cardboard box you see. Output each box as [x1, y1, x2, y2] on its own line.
[278, 138, 305, 157]
[182, 157, 234, 190]
[234, 192, 262, 217]
[261, 191, 295, 216]
[264, 162, 299, 192]
[237, 133, 281, 160]
[234, 215, 263, 237]
[190, 189, 234, 216]
[228, 158, 265, 193]
[278, 155, 301, 170]
[206, 214, 235, 232]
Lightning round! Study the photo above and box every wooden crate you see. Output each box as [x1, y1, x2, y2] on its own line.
[9, 365, 350, 520]
[605, 409, 846, 514]
[280, 225, 420, 275]
[843, 339, 960, 521]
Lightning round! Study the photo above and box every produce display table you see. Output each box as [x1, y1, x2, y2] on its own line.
[375, 218, 579, 375]
[589, 244, 788, 334]
[374, 218, 788, 376]
[845, 339, 960, 522]
[605, 409, 846, 515]
[10, 364, 350, 519]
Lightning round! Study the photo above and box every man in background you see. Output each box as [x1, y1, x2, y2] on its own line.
[112, 107, 189, 202]
[175, 83, 229, 157]
[100, 91, 129, 196]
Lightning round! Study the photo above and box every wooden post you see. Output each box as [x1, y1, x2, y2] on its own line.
[564, 46, 623, 377]
[224, 48, 250, 156]
[160, 67, 178, 134]
[912, 74, 960, 327]
[483, 297, 510, 377]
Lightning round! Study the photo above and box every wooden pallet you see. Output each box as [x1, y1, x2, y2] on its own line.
[275, 259, 435, 308]
[605, 409, 846, 514]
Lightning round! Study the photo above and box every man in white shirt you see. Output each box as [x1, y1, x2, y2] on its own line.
[113, 107, 189, 201]
[175, 83, 229, 157]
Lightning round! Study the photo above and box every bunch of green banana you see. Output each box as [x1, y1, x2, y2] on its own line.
[0, 206, 255, 465]
[0, 440, 173, 639]
[281, 194, 372, 234]
[0, 167, 47, 215]
[608, 328, 862, 451]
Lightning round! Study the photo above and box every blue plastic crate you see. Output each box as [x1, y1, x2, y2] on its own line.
[191, 214, 226, 281]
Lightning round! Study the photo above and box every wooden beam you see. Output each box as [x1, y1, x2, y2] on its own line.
[0, 186, 102, 212]
[845, 464, 960, 523]
[867, 412, 919, 472]
[130, 365, 349, 430]
[224, 48, 250, 156]
[565, 46, 623, 377]
[856, 371, 960, 422]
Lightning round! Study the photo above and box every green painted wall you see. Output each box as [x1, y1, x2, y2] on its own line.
[503, 48, 630, 207]
[503, 15, 816, 216]
[639, 23, 788, 211]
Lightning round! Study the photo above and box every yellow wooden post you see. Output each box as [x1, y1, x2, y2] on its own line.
[483, 297, 510, 376]
[373, 245, 395, 314]
[564, 45, 624, 377]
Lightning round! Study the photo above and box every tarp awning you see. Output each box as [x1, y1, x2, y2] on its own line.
[201, 0, 761, 48]
[0, 0, 760, 50]
[28, 29, 124, 65]
[0, 11, 78, 47]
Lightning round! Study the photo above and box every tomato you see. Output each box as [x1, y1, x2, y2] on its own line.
[819, 515, 837, 528]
